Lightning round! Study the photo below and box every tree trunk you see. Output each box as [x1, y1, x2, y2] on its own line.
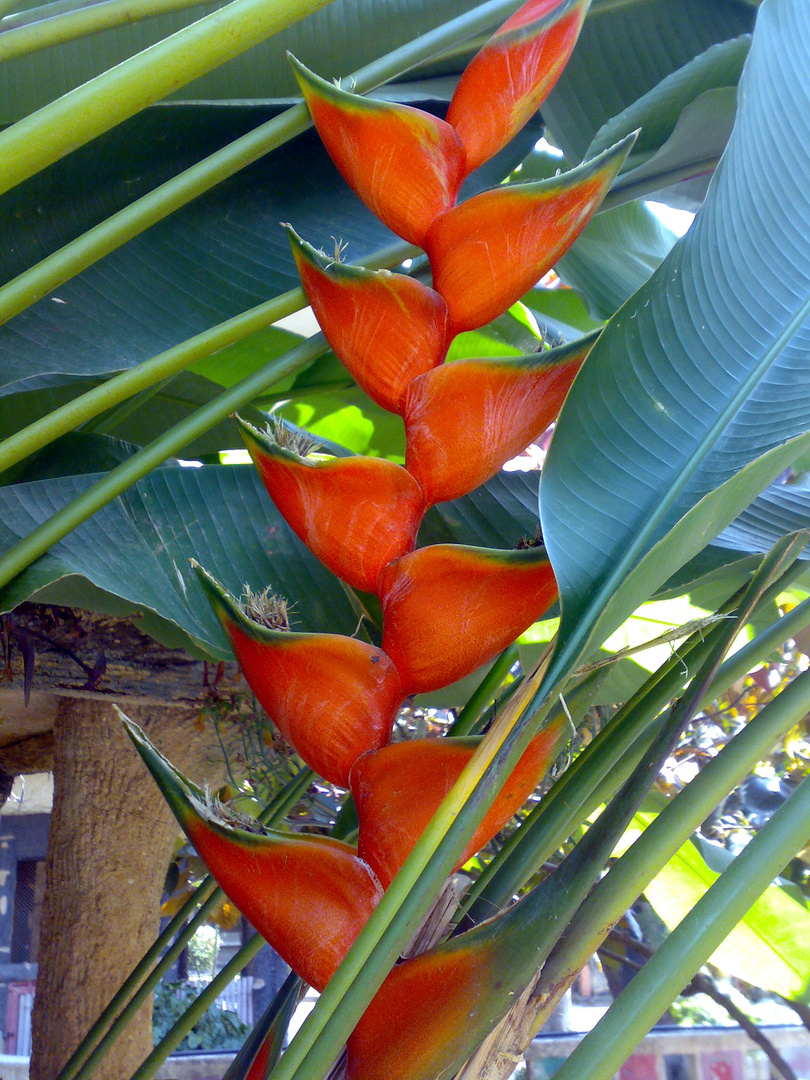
[29, 696, 224, 1080]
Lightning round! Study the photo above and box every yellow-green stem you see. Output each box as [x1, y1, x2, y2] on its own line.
[0, 0, 227, 61]
[0, 0, 334, 198]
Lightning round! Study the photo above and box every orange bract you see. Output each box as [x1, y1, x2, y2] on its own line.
[447, 0, 590, 175]
[194, 565, 403, 786]
[403, 336, 595, 505]
[290, 55, 466, 247]
[185, 820, 381, 993]
[124, 721, 383, 994]
[379, 544, 558, 694]
[240, 419, 424, 593]
[351, 718, 566, 888]
[347, 941, 489, 1080]
[425, 133, 635, 334]
[286, 227, 449, 413]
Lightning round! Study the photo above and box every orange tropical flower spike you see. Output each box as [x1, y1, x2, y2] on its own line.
[239, 419, 424, 594]
[289, 54, 466, 247]
[425, 132, 636, 335]
[447, 0, 591, 176]
[285, 226, 450, 414]
[350, 717, 567, 889]
[403, 333, 598, 505]
[123, 719, 383, 993]
[379, 544, 557, 694]
[193, 564, 403, 786]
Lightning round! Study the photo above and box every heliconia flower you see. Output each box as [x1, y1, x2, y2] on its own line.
[193, 563, 403, 786]
[122, 718, 383, 993]
[425, 132, 636, 335]
[403, 333, 598, 505]
[285, 226, 450, 413]
[447, 0, 591, 176]
[239, 418, 424, 594]
[289, 54, 466, 247]
[350, 717, 567, 889]
[379, 544, 557, 694]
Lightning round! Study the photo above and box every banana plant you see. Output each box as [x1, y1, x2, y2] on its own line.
[3, 0, 810, 1078]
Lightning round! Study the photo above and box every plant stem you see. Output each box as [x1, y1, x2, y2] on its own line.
[707, 593, 810, 698]
[132, 934, 266, 1080]
[0, 0, 335, 198]
[0, 0, 231, 61]
[449, 645, 519, 737]
[532, 662, 810, 1034]
[552, 774, 810, 1080]
[465, 547, 810, 920]
[461, 625, 724, 920]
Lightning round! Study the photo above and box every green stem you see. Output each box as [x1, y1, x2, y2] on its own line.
[449, 645, 519, 737]
[465, 551, 810, 920]
[0, 0, 334, 199]
[537, 664, 810, 1025]
[462, 624, 724, 920]
[0, 0, 230, 61]
[0, 0, 527, 327]
[132, 934, 266, 1080]
[59, 766, 312, 1080]
[706, 593, 810, 699]
[552, 773, 810, 1080]
[0, 334, 327, 589]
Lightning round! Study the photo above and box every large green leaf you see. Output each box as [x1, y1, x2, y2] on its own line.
[541, 0, 755, 160]
[555, 201, 677, 320]
[588, 36, 750, 210]
[541, 0, 810, 674]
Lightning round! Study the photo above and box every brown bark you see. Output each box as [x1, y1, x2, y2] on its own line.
[29, 696, 227, 1080]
